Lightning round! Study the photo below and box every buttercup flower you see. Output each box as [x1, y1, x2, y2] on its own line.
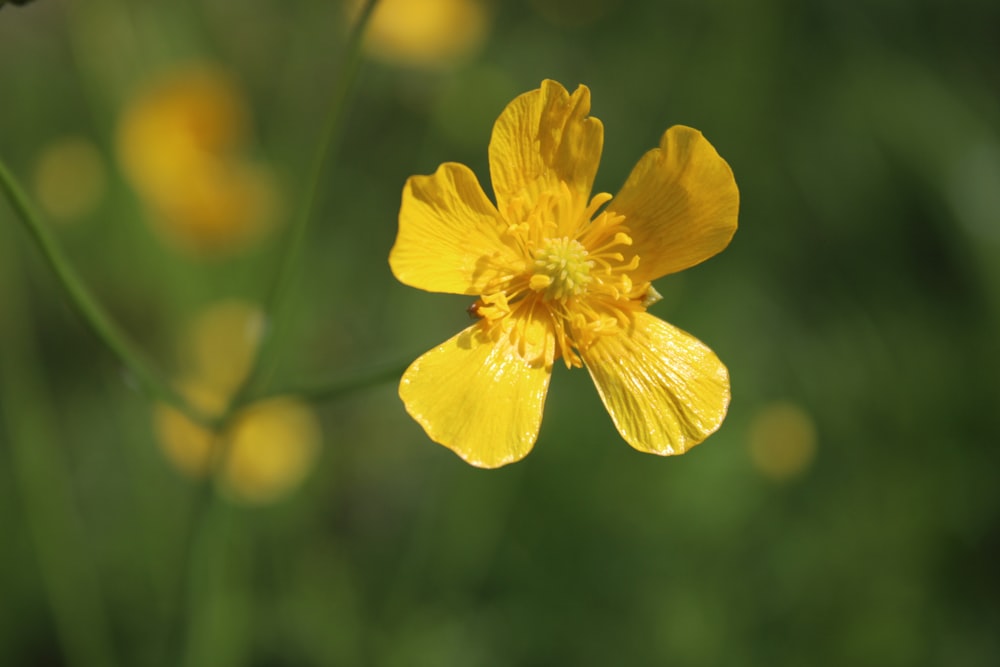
[390, 80, 739, 468]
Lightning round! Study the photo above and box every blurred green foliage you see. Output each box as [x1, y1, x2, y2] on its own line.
[2, 0, 999, 665]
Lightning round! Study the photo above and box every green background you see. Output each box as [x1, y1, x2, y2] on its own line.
[1, 0, 998, 665]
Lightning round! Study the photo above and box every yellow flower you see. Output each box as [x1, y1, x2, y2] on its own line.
[351, 0, 490, 69]
[116, 65, 279, 257]
[152, 301, 321, 504]
[389, 80, 739, 468]
[154, 392, 322, 505]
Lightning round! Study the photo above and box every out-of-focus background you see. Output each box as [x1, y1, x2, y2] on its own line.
[2, 0, 999, 665]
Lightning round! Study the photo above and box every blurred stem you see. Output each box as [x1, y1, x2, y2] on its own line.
[168, 4, 381, 663]
[163, 423, 239, 667]
[234, 0, 379, 404]
[260, 357, 409, 404]
[0, 158, 213, 428]
[0, 227, 119, 667]
[174, 496, 252, 667]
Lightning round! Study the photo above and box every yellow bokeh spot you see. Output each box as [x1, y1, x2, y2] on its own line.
[116, 64, 279, 257]
[33, 136, 107, 224]
[153, 380, 228, 477]
[222, 398, 321, 504]
[150, 160, 277, 256]
[747, 401, 818, 481]
[181, 300, 265, 395]
[154, 392, 321, 505]
[352, 0, 490, 69]
[153, 301, 321, 504]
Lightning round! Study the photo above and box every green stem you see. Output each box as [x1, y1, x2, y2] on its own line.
[168, 3, 381, 663]
[259, 357, 410, 404]
[234, 0, 379, 403]
[0, 158, 213, 428]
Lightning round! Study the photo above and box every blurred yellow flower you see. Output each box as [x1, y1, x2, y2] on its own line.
[390, 80, 739, 468]
[153, 301, 321, 504]
[352, 0, 490, 69]
[154, 379, 228, 478]
[222, 398, 321, 503]
[116, 65, 278, 257]
[155, 394, 321, 505]
[180, 299, 265, 395]
[32, 136, 107, 224]
[747, 401, 818, 481]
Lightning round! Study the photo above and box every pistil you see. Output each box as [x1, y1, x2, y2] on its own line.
[530, 237, 594, 301]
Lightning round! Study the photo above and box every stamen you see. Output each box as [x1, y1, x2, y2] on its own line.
[474, 186, 656, 369]
[584, 192, 613, 220]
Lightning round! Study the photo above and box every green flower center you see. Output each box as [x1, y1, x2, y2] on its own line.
[529, 237, 594, 301]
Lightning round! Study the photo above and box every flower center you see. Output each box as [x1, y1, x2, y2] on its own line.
[469, 190, 651, 369]
[529, 237, 593, 301]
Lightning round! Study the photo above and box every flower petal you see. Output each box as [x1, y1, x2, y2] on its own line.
[607, 126, 738, 283]
[581, 312, 730, 455]
[488, 79, 604, 219]
[390, 162, 512, 295]
[399, 320, 554, 468]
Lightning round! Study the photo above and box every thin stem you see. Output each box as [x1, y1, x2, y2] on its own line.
[0, 158, 214, 428]
[259, 357, 410, 404]
[234, 0, 379, 403]
[168, 3, 381, 663]
[162, 452, 231, 667]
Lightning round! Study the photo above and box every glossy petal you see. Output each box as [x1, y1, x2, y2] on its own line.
[399, 320, 554, 468]
[390, 162, 511, 295]
[582, 312, 730, 455]
[607, 126, 739, 283]
[488, 79, 604, 218]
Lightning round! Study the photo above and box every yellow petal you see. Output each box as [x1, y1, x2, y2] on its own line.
[581, 312, 730, 455]
[607, 126, 738, 283]
[488, 79, 604, 218]
[399, 320, 554, 468]
[390, 162, 512, 295]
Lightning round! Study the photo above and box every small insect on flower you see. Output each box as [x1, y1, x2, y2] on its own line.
[390, 80, 739, 468]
